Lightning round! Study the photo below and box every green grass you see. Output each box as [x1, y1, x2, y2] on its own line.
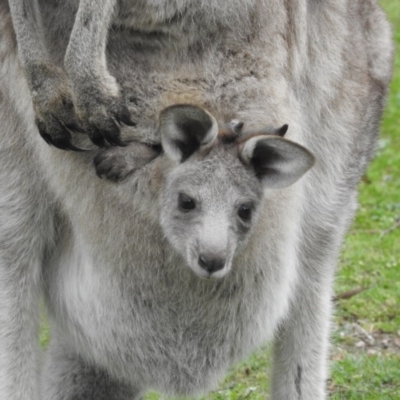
[330, 355, 400, 400]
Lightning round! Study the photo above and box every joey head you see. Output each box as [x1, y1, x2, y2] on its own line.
[95, 104, 315, 279]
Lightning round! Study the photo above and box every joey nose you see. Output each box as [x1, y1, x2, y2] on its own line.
[198, 254, 225, 274]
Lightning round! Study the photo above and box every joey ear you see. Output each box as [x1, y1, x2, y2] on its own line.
[275, 124, 289, 137]
[259, 124, 289, 137]
[159, 105, 218, 163]
[240, 136, 315, 188]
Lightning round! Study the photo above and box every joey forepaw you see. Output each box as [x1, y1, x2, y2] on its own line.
[94, 142, 160, 182]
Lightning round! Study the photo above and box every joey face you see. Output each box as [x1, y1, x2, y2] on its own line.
[160, 153, 263, 279]
[158, 105, 315, 279]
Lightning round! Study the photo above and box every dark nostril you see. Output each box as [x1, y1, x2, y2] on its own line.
[198, 254, 225, 274]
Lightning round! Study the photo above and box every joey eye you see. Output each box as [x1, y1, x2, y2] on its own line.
[178, 193, 196, 212]
[238, 203, 252, 221]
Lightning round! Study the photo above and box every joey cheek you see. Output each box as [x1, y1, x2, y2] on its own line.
[237, 222, 251, 235]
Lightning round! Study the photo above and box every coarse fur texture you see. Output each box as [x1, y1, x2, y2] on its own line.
[0, 1, 394, 400]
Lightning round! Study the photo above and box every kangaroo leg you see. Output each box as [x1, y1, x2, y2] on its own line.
[269, 202, 356, 400]
[0, 99, 57, 399]
[42, 336, 143, 400]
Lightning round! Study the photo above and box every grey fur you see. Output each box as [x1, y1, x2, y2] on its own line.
[0, 1, 393, 400]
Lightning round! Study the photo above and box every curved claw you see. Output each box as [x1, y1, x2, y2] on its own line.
[51, 139, 87, 152]
[65, 120, 86, 134]
[106, 135, 128, 147]
[113, 104, 137, 127]
[60, 139, 87, 152]
[36, 120, 87, 152]
[46, 135, 87, 151]
[120, 115, 136, 127]
[117, 109, 136, 127]
[89, 118, 128, 148]
[91, 136, 107, 148]
[89, 128, 127, 148]
[38, 129, 54, 146]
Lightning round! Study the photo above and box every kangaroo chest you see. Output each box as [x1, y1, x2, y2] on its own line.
[53, 248, 289, 395]
[114, 0, 257, 30]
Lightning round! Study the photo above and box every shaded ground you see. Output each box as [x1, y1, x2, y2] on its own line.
[333, 322, 400, 358]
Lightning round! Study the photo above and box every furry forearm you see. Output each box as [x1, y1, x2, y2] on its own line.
[8, 0, 49, 65]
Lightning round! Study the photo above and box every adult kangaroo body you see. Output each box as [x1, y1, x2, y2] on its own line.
[0, 1, 392, 399]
